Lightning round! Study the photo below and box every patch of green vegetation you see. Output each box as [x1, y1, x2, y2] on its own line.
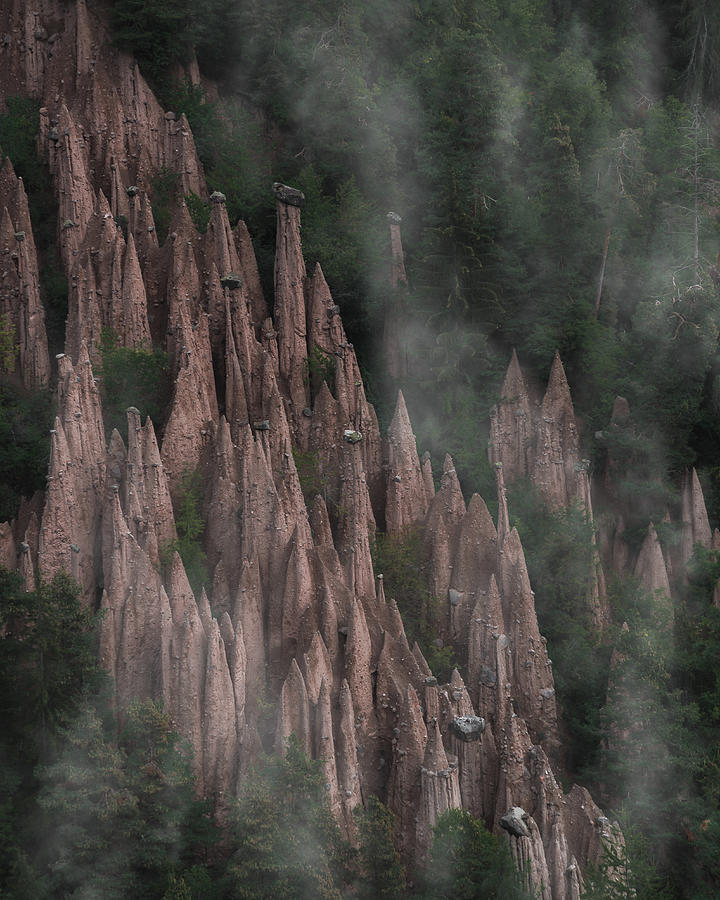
[185, 190, 209, 233]
[0, 97, 50, 213]
[582, 814, 672, 899]
[0, 568, 105, 765]
[0, 567, 107, 893]
[147, 173, 210, 241]
[97, 328, 172, 442]
[422, 808, 533, 899]
[354, 797, 406, 899]
[110, 1, 243, 88]
[305, 344, 336, 397]
[507, 480, 611, 778]
[162, 469, 208, 596]
[0, 377, 54, 520]
[292, 447, 324, 506]
[114, 213, 129, 241]
[372, 528, 458, 683]
[38, 698, 215, 900]
[149, 167, 179, 245]
[0, 314, 16, 374]
[110, 0, 195, 85]
[39, 258, 69, 357]
[161, 79, 224, 167]
[226, 734, 354, 898]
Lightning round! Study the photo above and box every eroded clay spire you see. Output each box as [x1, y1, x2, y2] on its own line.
[385, 390, 429, 534]
[489, 349, 532, 480]
[0, 159, 50, 386]
[161, 306, 218, 497]
[272, 182, 309, 432]
[416, 718, 461, 858]
[533, 351, 580, 508]
[39, 346, 106, 603]
[275, 658, 311, 755]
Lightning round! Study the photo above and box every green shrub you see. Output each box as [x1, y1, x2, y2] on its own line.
[38, 698, 214, 900]
[582, 815, 672, 900]
[0, 568, 104, 765]
[305, 345, 336, 397]
[0, 377, 54, 520]
[160, 79, 223, 167]
[97, 328, 172, 442]
[355, 797, 406, 899]
[111, 1, 244, 87]
[114, 213, 129, 241]
[162, 469, 208, 596]
[148, 177, 210, 243]
[508, 480, 611, 778]
[185, 191, 209, 233]
[372, 529, 458, 683]
[406, 383, 498, 507]
[149, 167, 180, 245]
[292, 447, 324, 506]
[597, 543, 720, 897]
[596, 421, 679, 554]
[423, 808, 532, 899]
[0, 314, 16, 373]
[110, 0, 195, 84]
[0, 98, 49, 205]
[40, 256, 69, 357]
[0, 568, 106, 893]
[372, 529, 433, 637]
[226, 735, 353, 899]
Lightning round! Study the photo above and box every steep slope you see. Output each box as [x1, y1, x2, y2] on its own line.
[0, 3, 629, 896]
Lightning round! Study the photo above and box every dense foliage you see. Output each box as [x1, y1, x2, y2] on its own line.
[354, 797, 407, 900]
[371, 528, 459, 682]
[0, 377, 53, 520]
[507, 481, 610, 776]
[38, 699, 215, 899]
[97, 327, 172, 442]
[421, 808, 532, 900]
[161, 468, 210, 596]
[0, 568, 106, 895]
[582, 815, 673, 900]
[225, 735, 353, 899]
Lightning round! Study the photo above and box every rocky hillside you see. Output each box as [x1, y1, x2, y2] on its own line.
[3, 2, 718, 898]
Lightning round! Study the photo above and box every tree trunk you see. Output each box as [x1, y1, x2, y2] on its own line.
[595, 227, 612, 317]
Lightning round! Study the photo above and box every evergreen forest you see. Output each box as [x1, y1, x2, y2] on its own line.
[4, 0, 720, 896]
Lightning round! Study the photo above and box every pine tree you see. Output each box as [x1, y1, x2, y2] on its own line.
[356, 796, 407, 899]
[110, 0, 195, 82]
[225, 736, 352, 899]
[422, 808, 532, 900]
[38, 699, 215, 899]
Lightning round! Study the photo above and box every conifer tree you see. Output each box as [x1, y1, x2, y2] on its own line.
[355, 796, 407, 899]
[225, 736, 352, 899]
[422, 808, 532, 900]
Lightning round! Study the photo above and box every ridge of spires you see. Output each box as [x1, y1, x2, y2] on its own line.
[0, 157, 50, 386]
[6, 9, 626, 887]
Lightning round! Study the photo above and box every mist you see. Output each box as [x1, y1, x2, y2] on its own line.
[203, 2, 720, 895]
[3, 0, 720, 897]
